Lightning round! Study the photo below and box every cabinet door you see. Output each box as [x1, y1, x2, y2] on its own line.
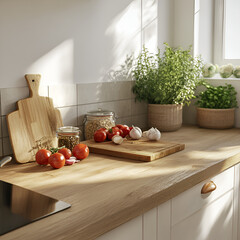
[172, 167, 234, 226]
[96, 200, 171, 240]
[96, 215, 142, 240]
[158, 200, 171, 240]
[143, 208, 157, 240]
[171, 190, 234, 240]
[235, 164, 240, 240]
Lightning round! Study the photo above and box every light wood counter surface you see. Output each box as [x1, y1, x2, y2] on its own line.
[1, 125, 240, 240]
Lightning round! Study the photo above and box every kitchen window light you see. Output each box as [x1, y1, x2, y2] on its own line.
[214, 0, 240, 66]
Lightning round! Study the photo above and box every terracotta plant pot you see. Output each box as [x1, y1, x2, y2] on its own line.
[197, 108, 235, 129]
[148, 104, 182, 131]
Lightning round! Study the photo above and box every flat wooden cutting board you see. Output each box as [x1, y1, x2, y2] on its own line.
[83, 138, 185, 162]
[7, 74, 63, 163]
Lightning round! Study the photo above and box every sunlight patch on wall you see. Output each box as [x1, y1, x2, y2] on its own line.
[26, 39, 74, 85]
[104, 0, 141, 72]
[142, 19, 158, 54]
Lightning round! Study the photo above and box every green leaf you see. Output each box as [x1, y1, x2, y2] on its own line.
[132, 43, 203, 104]
[195, 83, 238, 109]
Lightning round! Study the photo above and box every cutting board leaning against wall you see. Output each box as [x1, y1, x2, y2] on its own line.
[7, 74, 63, 163]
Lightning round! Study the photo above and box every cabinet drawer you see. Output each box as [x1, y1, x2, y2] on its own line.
[172, 167, 234, 226]
[171, 190, 233, 240]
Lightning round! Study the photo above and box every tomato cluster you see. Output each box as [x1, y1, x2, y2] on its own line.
[36, 144, 89, 169]
[94, 124, 132, 143]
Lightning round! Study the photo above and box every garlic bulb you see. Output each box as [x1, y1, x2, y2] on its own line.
[129, 126, 142, 140]
[143, 127, 161, 141]
[112, 135, 124, 145]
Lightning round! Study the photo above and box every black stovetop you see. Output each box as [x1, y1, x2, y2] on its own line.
[0, 180, 71, 236]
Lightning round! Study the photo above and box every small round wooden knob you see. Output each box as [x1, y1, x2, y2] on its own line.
[201, 181, 216, 194]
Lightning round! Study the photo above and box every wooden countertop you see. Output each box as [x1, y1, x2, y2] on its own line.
[1, 125, 240, 240]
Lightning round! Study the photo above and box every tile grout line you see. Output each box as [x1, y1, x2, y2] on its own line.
[76, 84, 79, 126]
[0, 89, 4, 156]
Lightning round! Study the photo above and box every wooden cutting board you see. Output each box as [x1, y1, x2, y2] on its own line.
[83, 138, 185, 162]
[7, 74, 63, 163]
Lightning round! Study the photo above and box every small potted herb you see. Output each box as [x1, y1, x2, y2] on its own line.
[196, 82, 238, 129]
[132, 43, 203, 131]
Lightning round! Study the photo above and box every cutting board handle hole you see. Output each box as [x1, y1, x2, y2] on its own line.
[32, 79, 35, 82]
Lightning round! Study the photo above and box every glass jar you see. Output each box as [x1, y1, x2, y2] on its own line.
[56, 126, 80, 151]
[83, 109, 115, 140]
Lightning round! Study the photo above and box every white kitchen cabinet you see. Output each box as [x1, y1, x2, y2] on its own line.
[96, 215, 143, 240]
[171, 166, 236, 240]
[236, 164, 240, 240]
[171, 190, 234, 240]
[143, 207, 157, 240]
[171, 167, 234, 226]
[97, 165, 239, 240]
[157, 200, 171, 240]
[97, 203, 171, 240]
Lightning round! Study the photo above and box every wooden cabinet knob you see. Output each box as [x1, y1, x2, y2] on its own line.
[201, 181, 216, 194]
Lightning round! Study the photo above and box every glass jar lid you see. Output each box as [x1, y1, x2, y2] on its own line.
[56, 126, 80, 136]
[86, 108, 114, 117]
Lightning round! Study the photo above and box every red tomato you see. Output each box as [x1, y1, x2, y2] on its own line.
[116, 124, 124, 129]
[58, 148, 72, 159]
[116, 124, 130, 137]
[97, 128, 108, 133]
[118, 129, 124, 137]
[112, 126, 120, 132]
[48, 153, 65, 169]
[107, 128, 120, 140]
[94, 130, 107, 142]
[72, 144, 89, 160]
[36, 149, 51, 165]
[112, 126, 125, 137]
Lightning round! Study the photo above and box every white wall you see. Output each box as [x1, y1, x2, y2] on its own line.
[0, 0, 174, 88]
[158, 0, 174, 49]
[194, 0, 214, 62]
[172, 0, 214, 60]
[172, 0, 194, 49]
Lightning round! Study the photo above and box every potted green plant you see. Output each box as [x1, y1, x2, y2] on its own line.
[132, 43, 203, 131]
[196, 82, 238, 129]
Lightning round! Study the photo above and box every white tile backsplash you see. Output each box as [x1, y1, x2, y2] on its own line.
[1, 116, 8, 137]
[78, 99, 132, 127]
[49, 84, 77, 108]
[131, 99, 148, 115]
[1, 87, 29, 115]
[77, 103, 100, 126]
[77, 81, 132, 105]
[3, 137, 13, 155]
[0, 81, 149, 156]
[58, 106, 78, 127]
[115, 116, 133, 126]
[0, 139, 2, 157]
[131, 114, 148, 130]
[100, 100, 132, 119]
[183, 102, 197, 125]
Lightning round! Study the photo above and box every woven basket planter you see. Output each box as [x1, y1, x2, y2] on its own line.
[148, 104, 182, 131]
[197, 108, 235, 129]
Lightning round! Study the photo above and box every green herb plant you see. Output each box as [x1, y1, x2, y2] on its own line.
[196, 82, 238, 109]
[132, 43, 203, 105]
